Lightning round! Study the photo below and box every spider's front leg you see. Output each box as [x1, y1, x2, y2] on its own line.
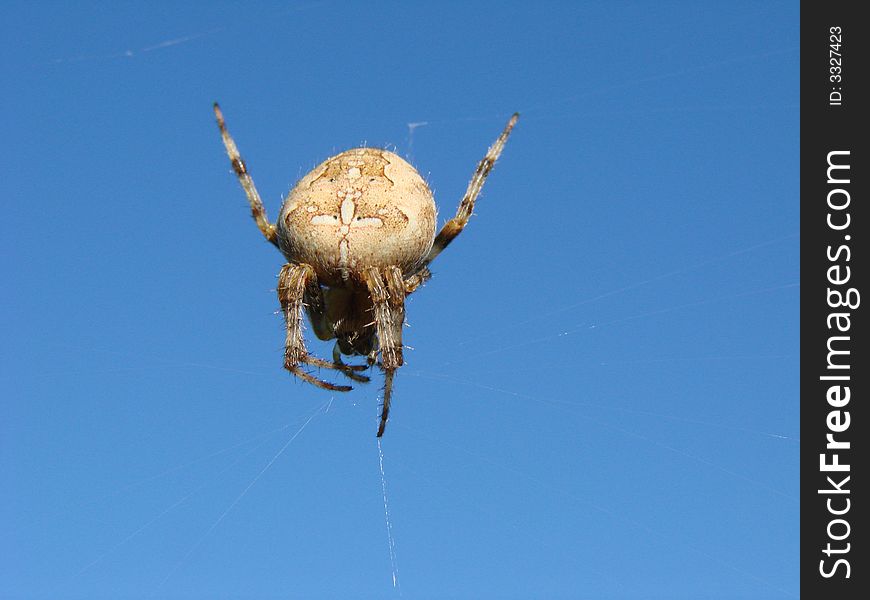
[278, 263, 361, 391]
[363, 266, 406, 436]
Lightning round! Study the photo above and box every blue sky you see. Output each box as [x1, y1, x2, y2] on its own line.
[1, 2, 799, 598]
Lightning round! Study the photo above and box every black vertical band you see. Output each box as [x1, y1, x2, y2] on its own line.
[801, 2, 866, 596]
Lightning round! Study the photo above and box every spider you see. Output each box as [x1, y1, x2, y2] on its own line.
[214, 103, 518, 436]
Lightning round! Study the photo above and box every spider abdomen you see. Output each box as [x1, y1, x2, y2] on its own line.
[277, 148, 436, 286]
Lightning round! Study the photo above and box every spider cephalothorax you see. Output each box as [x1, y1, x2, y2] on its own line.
[214, 103, 518, 436]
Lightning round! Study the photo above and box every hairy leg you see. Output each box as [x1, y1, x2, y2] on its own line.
[214, 103, 279, 247]
[424, 113, 519, 266]
[403, 265, 432, 294]
[278, 263, 359, 391]
[364, 266, 407, 436]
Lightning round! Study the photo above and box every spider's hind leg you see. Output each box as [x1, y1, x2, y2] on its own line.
[424, 113, 518, 266]
[403, 266, 432, 295]
[213, 103, 280, 248]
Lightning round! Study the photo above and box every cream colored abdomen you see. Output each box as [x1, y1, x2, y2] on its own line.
[277, 148, 436, 285]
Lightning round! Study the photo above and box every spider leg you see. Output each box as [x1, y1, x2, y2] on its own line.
[364, 266, 407, 436]
[214, 103, 280, 248]
[424, 113, 519, 267]
[380, 370, 396, 437]
[278, 263, 352, 392]
[330, 343, 371, 383]
[402, 266, 432, 294]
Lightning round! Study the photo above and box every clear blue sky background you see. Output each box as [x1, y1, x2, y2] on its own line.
[2, 2, 799, 598]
